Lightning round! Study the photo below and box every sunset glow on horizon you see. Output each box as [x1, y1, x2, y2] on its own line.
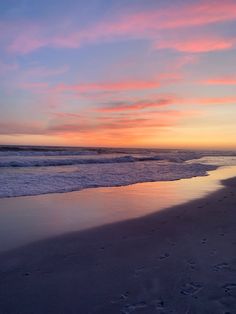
[1, 0, 236, 149]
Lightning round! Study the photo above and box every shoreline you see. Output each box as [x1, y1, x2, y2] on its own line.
[0, 176, 236, 313]
[1, 165, 236, 253]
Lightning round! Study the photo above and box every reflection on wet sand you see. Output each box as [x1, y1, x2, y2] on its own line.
[0, 165, 236, 252]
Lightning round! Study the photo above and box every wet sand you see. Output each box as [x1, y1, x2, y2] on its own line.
[0, 177, 236, 313]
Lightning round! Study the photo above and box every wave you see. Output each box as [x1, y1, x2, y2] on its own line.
[0, 162, 217, 198]
[0, 155, 165, 168]
[0, 149, 99, 157]
[1, 150, 236, 168]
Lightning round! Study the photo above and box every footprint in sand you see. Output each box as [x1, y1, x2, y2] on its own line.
[187, 259, 197, 270]
[121, 298, 168, 313]
[133, 266, 147, 277]
[217, 294, 235, 312]
[159, 253, 170, 260]
[213, 262, 230, 271]
[201, 238, 207, 244]
[151, 298, 165, 310]
[222, 283, 236, 294]
[180, 282, 203, 296]
[22, 272, 30, 277]
[121, 301, 148, 314]
[110, 292, 129, 304]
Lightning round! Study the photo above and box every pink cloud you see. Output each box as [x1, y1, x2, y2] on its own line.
[9, 36, 46, 54]
[0, 101, 197, 138]
[20, 82, 49, 90]
[203, 76, 236, 85]
[154, 37, 235, 53]
[196, 97, 236, 105]
[15, 65, 69, 93]
[98, 95, 179, 112]
[182, 96, 236, 105]
[6, 24, 48, 54]
[97, 95, 236, 113]
[4, 1, 236, 54]
[153, 1, 236, 29]
[72, 0, 236, 44]
[54, 80, 161, 93]
[44, 73, 181, 101]
[47, 111, 187, 135]
[11, 65, 68, 100]
[50, 112, 83, 119]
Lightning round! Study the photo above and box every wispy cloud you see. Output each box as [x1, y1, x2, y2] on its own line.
[53, 80, 161, 93]
[0, 61, 19, 75]
[176, 96, 236, 106]
[24, 65, 69, 78]
[0, 121, 44, 135]
[0, 104, 192, 137]
[98, 95, 179, 112]
[3, 1, 236, 54]
[47, 110, 188, 135]
[195, 97, 236, 105]
[98, 95, 236, 112]
[154, 36, 235, 53]
[19, 82, 49, 92]
[202, 76, 236, 85]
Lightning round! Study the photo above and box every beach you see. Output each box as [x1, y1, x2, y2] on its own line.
[0, 175, 235, 313]
[1, 0, 236, 312]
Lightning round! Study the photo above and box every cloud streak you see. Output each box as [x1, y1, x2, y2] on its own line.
[154, 36, 235, 53]
[98, 96, 180, 112]
[53, 80, 161, 93]
[203, 76, 236, 85]
[3, 1, 236, 54]
[97, 95, 236, 113]
[195, 97, 236, 105]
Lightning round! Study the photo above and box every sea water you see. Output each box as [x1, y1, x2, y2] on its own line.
[1, 145, 236, 198]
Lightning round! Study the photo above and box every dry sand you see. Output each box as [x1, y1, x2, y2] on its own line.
[0, 177, 236, 313]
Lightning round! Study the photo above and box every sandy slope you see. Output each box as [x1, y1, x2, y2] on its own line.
[0, 178, 236, 313]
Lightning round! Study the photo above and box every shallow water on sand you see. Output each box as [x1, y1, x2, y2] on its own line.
[0, 163, 236, 252]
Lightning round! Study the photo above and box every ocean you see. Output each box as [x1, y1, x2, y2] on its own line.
[1, 145, 236, 198]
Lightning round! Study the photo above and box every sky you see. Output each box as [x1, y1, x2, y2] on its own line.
[0, 0, 236, 149]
